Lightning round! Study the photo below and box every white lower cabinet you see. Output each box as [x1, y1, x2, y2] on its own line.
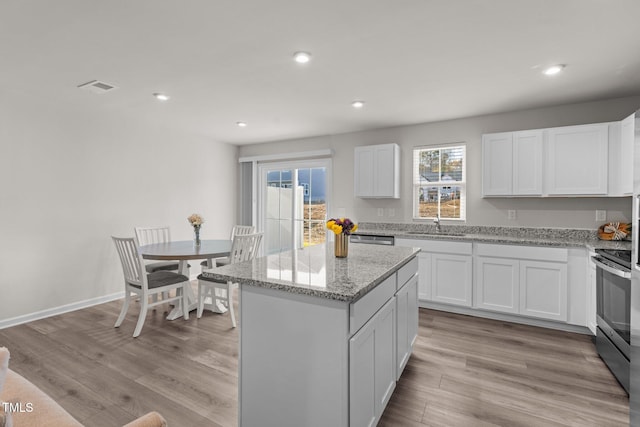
[519, 260, 567, 321]
[475, 257, 519, 314]
[431, 253, 473, 307]
[474, 244, 568, 322]
[396, 238, 578, 327]
[396, 275, 418, 380]
[396, 238, 472, 308]
[350, 298, 396, 427]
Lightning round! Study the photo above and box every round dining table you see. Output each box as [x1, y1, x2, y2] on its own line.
[139, 239, 232, 320]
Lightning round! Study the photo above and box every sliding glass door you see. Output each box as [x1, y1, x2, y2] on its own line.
[258, 159, 331, 255]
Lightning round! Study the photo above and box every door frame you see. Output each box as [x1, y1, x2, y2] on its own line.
[256, 157, 332, 254]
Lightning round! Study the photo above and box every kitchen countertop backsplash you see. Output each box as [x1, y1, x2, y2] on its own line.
[355, 222, 631, 251]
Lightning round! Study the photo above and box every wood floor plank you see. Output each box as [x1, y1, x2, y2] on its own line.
[1, 299, 629, 426]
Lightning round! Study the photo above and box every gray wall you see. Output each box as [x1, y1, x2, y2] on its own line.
[0, 91, 238, 323]
[239, 95, 640, 229]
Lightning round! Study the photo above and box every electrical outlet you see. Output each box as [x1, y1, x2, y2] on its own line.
[388, 208, 395, 217]
[596, 210, 606, 221]
[377, 208, 384, 217]
[508, 210, 517, 220]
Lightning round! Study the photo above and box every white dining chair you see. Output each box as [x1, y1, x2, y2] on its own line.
[134, 226, 185, 274]
[200, 225, 255, 269]
[112, 236, 190, 337]
[197, 232, 263, 327]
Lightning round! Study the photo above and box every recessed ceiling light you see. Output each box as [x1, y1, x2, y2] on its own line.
[352, 100, 365, 109]
[236, 121, 247, 127]
[293, 51, 311, 64]
[153, 93, 170, 101]
[542, 65, 565, 76]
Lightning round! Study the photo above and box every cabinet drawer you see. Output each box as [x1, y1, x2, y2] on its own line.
[405, 239, 472, 255]
[476, 243, 567, 262]
[397, 257, 418, 290]
[350, 275, 396, 336]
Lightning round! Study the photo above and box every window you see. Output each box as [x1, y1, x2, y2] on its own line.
[413, 144, 466, 220]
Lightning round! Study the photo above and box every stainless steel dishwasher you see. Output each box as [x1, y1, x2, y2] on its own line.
[350, 233, 395, 246]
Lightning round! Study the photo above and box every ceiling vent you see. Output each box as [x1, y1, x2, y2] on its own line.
[77, 80, 118, 94]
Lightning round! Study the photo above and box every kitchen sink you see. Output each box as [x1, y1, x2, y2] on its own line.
[406, 231, 467, 237]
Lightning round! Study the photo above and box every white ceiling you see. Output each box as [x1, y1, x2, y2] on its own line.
[2, 1, 640, 145]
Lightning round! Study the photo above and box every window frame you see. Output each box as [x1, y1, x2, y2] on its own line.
[412, 144, 466, 221]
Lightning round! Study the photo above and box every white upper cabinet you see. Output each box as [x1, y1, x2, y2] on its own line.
[513, 130, 543, 195]
[545, 123, 609, 195]
[354, 143, 400, 198]
[482, 132, 513, 196]
[482, 130, 543, 196]
[609, 114, 634, 196]
[482, 121, 624, 197]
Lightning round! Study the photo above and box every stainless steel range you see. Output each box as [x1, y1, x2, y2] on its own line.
[594, 248, 631, 394]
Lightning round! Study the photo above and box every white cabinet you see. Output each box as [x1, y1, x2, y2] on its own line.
[475, 257, 519, 314]
[431, 253, 473, 307]
[587, 250, 597, 334]
[545, 124, 609, 195]
[609, 114, 635, 196]
[513, 130, 544, 195]
[519, 260, 568, 322]
[482, 130, 543, 196]
[417, 252, 431, 300]
[482, 132, 513, 196]
[396, 275, 418, 380]
[350, 298, 396, 427]
[482, 121, 626, 197]
[354, 143, 400, 198]
[475, 244, 568, 322]
[396, 238, 472, 308]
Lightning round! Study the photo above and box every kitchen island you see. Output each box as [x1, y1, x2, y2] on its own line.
[204, 243, 420, 427]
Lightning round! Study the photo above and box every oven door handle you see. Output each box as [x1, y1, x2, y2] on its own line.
[592, 257, 631, 279]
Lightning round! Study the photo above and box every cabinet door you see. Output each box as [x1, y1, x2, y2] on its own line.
[519, 260, 568, 321]
[513, 130, 543, 195]
[349, 298, 396, 427]
[374, 299, 396, 416]
[431, 253, 472, 307]
[620, 114, 635, 195]
[482, 132, 513, 196]
[396, 276, 418, 380]
[417, 252, 431, 300]
[475, 257, 520, 314]
[546, 124, 609, 195]
[375, 144, 399, 198]
[354, 146, 374, 197]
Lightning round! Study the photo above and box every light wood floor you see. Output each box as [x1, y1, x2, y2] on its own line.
[0, 291, 629, 426]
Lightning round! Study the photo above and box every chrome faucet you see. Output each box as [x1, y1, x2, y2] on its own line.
[434, 214, 441, 233]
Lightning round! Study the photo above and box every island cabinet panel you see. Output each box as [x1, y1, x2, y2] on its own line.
[396, 275, 418, 379]
[239, 287, 350, 427]
[350, 274, 396, 336]
[350, 298, 396, 427]
[232, 246, 419, 427]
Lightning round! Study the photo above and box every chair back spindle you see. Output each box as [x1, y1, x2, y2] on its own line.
[134, 226, 172, 246]
[229, 232, 263, 265]
[112, 237, 145, 287]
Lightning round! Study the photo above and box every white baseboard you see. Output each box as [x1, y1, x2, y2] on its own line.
[0, 291, 125, 330]
[419, 300, 592, 335]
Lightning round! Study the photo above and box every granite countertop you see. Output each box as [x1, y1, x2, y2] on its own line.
[354, 222, 632, 251]
[201, 243, 420, 302]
